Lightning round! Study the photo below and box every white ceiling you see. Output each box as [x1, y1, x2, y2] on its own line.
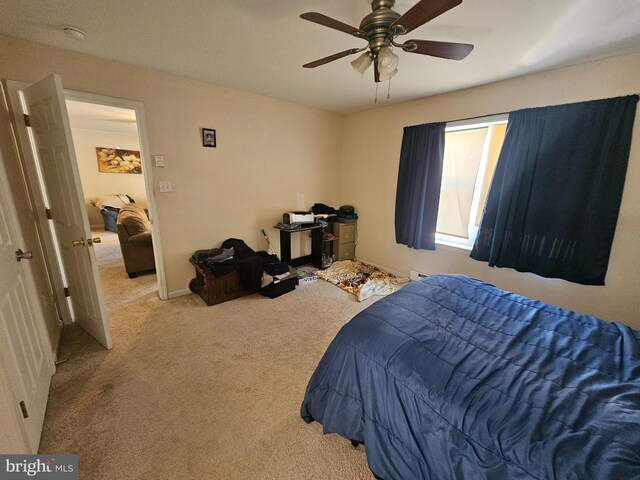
[66, 100, 138, 135]
[4, 0, 640, 113]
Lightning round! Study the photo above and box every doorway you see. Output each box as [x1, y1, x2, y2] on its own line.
[65, 99, 159, 311]
[0, 74, 166, 449]
[62, 89, 167, 302]
[4, 75, 167, 352]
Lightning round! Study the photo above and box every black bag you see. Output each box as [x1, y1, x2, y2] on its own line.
[265, 261, 289, 276]
[339, 205, 355, 214]
[260, 275, 296, 298]
[256, 251, 288, 275]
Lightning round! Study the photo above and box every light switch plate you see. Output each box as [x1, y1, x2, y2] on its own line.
[159, 181, 172, 193]
[154, 155, 165, 167]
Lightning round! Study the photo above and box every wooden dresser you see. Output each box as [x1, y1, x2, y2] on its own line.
[189, 258, 258, 306]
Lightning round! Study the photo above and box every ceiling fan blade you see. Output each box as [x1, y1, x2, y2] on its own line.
[392, 0, 462, 34]
[300, 12, 363, 37]
[404, 40, 474, 60]
[374, 58, 381, 83]
[303, 49, 361, 68]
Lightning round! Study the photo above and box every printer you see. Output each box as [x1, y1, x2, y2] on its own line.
[283, 211, 315, 224]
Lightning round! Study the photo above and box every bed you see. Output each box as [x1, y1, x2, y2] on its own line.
[300, 274, 640, 479]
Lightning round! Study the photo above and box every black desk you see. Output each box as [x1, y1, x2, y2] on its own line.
[276, 225, 323, 268]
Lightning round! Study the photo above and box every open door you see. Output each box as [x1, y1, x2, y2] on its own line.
[0, 147, 54, 452]
[22, 74, 112, 349]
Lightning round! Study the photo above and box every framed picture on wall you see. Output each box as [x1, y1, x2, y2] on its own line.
[202, 128, 216, 148]
[96, 147, 142, 174]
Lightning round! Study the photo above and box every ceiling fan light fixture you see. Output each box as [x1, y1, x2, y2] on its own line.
[351, 52, 373, 77]
[377, 46, 399, 74]
[300, 0, 474, 97]
[379, 68, 398, 82]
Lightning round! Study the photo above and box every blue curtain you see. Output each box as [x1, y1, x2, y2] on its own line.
[395, 122, 446, 249]
[470, 95, 638, 285]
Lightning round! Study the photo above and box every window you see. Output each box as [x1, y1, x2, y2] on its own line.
[435, 115, 508, 250]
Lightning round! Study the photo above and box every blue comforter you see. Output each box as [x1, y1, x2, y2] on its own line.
[301, 275, 640, 479]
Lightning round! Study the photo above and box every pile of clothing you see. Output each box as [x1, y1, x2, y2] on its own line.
[191, 238, 296, 298]
[191, 239, 263, 291]
[91, 194, 137, 233]
[311, 203, 358, 221]
[192, 247, 234, 264]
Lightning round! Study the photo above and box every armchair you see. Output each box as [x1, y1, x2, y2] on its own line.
[116, 204, 155, 278]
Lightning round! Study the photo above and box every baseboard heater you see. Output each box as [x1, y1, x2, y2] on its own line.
[410, 270, 429, 282]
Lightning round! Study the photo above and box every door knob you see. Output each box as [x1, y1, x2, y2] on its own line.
[72, 238, 85, 247]
[87, 237, 102, 246]
[15, 249, 34, 262]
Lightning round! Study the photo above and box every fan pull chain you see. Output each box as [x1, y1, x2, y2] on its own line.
[374, 82, 379, 104]
[387, 78, 391, 100]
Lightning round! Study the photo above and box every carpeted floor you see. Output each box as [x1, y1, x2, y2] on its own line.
[38, 232, 376, 479]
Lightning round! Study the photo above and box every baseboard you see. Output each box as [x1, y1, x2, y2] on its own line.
[167, 288, 191, 299]
[90, 223, 103, 230]
[357, 258, 410, 280]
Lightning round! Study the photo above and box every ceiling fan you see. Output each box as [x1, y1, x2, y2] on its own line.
[300, 0, 473, 83]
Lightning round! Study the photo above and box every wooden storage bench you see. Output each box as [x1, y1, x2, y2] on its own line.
[189, 258, 258, 306]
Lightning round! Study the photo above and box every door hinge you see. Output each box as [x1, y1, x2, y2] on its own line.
[23, 114, 30, 127]
[45, 208, 52, 220]
[64, 287, 70, 297]
[19, 401, 29, 418]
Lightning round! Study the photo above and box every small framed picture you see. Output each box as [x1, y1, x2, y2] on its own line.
[202, 128, 216, 148]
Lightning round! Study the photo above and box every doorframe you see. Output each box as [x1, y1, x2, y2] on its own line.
[3, 80, 168, 303]
[64, 90, 168, 300]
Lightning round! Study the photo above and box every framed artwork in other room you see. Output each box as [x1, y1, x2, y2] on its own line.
[96, 147, 142, 174]
[202, 128, 216, 148]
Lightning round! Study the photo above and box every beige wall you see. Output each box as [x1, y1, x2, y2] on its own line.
[0, 34, 343, 294]
[340, 53, 640, 328]
[70, 128, 146, 227]
[3, 32, 639, 328]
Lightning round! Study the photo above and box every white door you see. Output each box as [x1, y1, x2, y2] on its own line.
[3, 79, 74, 327]
[22, 74, 112, 349]
[0, 149, 54, 452]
